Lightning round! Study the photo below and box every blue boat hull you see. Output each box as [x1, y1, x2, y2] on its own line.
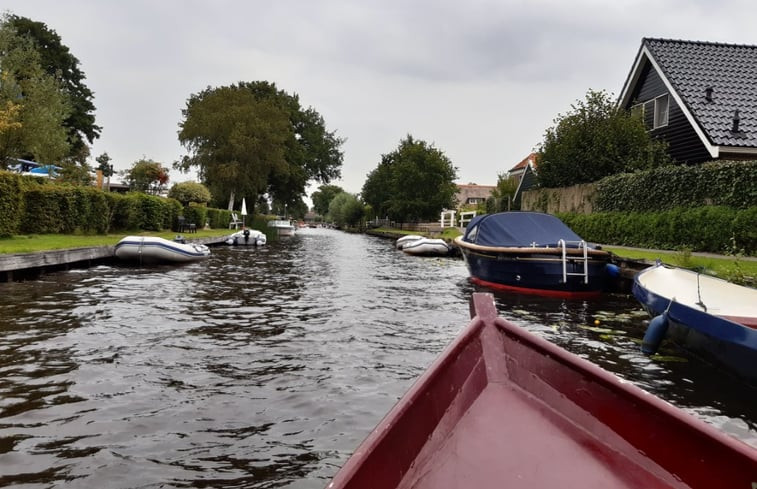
[459, 247, 610, 298]
[632, 267, 757, 384]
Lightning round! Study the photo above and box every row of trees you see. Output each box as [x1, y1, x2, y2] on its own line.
[311, 135, 460, 228]
[0, 14, 99, 179]
[1, 13, 344, 218]
[175, 81, 344, 215]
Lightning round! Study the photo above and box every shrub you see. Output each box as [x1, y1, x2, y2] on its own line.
[168, 181, 212, 206]
[184, 203, 208, 230]
[559, 206, 756, 255]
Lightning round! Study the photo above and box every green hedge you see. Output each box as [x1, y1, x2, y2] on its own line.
[0, 170, 215, 235]
[109, 193, 182, 231]
[595, 160, 757, 211]
[0, 172, 23, 237]
[560, 206, 757, 255]
[206, 208, 238, 229]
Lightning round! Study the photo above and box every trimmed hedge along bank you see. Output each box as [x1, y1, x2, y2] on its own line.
[0, 170, 236, 237]
[595, 160, 757, 211]
[560, 206, 757, 256]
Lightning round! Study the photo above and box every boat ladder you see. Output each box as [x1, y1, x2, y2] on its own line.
[558, 239, 589, 284]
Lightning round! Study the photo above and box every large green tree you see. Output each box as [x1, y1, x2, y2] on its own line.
[176, 81, 344, 214]
[537, 89, 671, 188]
[311, 184, 344, 216]
[0, 19, 70, 168]
[7, 15, 100, 161]
[126, 158, 169, 194]
[328, 192, 364, 228]
[362, 135, 458, 222]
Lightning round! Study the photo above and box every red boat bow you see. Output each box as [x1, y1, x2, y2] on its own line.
[328, 293, 757, 488]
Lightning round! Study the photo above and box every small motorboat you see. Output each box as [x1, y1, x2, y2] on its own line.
[267, 219, 296, 237]
[454, 212, 613, 298]
[225, 228, 267, 246]
[395, 235, 424, 249]
[114, 236, 210, 263]
[328, 293, 757, 488]
[633, 263, 757, 383]
[401, 237, 450, 256]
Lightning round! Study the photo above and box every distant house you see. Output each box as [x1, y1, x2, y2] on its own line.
[506, 152, 538, 185]
[506, 153, 539, 209]
[619, 38, 757, 163]
[455, 183, 496, 208]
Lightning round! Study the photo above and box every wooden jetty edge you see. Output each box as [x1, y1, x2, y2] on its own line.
[0, 236, 228, 282]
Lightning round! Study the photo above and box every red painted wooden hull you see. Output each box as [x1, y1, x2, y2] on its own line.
[328, 293, 757, 489]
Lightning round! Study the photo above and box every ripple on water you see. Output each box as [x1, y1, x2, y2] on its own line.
[0, 228, 755, 488]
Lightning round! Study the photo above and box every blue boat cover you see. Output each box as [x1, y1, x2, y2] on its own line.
[462, 212, 586, 248]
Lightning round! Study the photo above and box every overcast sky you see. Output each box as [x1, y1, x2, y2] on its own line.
[3, 0, 756, 199]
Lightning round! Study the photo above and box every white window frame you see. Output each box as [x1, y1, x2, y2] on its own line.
[653, 94, 669, 129]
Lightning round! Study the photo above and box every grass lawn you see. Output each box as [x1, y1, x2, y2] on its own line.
[372, 227, 755, 284]
[0, 229, 233, 254]
[603, 246, 757, 284]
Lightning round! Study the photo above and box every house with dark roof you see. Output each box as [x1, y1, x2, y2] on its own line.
[619, 38, 757, 163]
[506, 153, 539, 209]
[506, 152, 538, 185]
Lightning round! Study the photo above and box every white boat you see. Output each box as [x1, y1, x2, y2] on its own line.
[401, 237, 450, 256]
[395, 235, 424, 249]
[633, 263, 757, 382]
[114, 236, 210, 263]
[226, 229, 267, 246]
[267, 219, 296, 237]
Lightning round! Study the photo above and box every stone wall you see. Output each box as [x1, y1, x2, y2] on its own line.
[521, 183, 597, 214]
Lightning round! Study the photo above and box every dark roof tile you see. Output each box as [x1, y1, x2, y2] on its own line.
[644, 38, 757, 147]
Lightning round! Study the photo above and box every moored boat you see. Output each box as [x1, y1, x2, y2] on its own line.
[226, 228, 267, 246]
[401, 237, 450, 256]
[395, 234, 424, 249]
[114, 236, 210, 263]
[328, 292, 757, 489]
[454, 212, 612, 298]
[633, 263, 757, 383]
[267, 219, 296, 237]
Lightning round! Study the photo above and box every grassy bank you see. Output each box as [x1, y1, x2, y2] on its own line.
[603, 246, 756, 285]
[0, 229, 233, 254]
[370, 227, 756, 284]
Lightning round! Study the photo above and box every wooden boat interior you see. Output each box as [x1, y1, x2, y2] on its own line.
[328, 293, 757, 489]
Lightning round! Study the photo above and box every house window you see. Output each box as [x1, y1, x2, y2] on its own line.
[654, 94, 669, 128]
[631, 103, 644, 119]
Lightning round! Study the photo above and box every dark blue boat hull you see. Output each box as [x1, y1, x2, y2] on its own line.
[459, 247, 610, 298]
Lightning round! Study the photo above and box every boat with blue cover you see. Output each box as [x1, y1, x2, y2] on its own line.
[454, 212, 613, 298]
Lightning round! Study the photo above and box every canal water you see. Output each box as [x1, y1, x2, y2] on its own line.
[0, 228, 755, 488]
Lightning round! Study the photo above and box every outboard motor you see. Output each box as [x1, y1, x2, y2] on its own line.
[173, 235, 187, 244]
[243, 228, 251, 244]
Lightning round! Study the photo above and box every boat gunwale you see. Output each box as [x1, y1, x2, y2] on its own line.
[453, 235, 610, 258]
[328, 292, 757, 488]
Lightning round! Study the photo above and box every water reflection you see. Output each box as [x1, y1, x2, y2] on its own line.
[0, 228, 754, 488]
